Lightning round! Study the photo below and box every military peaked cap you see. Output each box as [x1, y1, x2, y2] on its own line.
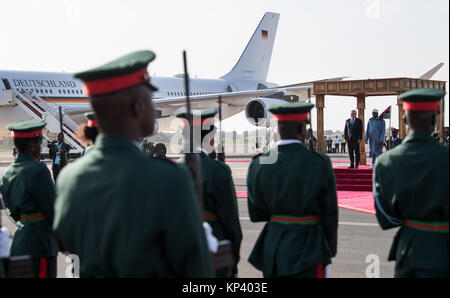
[84, 112, 97, 128]
[399, 88, 445, 111]
[268, 102, 314, 122]
[7, 119, 46, 138]
[74, 50, 158, 97]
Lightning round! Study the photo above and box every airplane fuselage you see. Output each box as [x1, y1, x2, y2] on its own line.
[0, 70, 268, 136]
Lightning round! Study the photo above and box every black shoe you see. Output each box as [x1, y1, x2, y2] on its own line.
[348, 166, 354, 169]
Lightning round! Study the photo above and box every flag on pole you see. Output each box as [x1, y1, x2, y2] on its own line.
[379, 106, 391, 120]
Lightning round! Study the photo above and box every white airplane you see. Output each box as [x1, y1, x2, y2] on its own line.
[0, 12, 443, 152]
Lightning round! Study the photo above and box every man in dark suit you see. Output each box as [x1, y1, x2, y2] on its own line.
[344, 110, 363, 168]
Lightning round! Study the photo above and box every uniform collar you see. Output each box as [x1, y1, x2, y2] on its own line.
[277, 139, 302, 146]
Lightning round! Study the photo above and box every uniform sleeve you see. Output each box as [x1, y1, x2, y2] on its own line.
[373, 163, 402, 230]
[214, 167, 243, 275]
[318, 157, 339, 257]
[162, 166, 213, 277]
[247, 161, 271, 222]
[32, 165, 56, 224]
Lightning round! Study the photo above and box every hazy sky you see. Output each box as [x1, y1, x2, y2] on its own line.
[1, 0, 448, 131]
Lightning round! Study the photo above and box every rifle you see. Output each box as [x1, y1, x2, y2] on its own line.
[182, 51, 203, 209]
[217, 96, 225, 162]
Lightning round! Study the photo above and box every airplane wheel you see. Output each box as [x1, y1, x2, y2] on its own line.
[154, 143, 167, 158]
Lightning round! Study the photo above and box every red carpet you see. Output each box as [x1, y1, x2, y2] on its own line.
[336, 191, 375, 214]
[235, 190, 375, 215]
[334, 165, 373, 192]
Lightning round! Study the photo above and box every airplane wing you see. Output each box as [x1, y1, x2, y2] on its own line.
[153, 87, 311, 108]
[153, 76, 348, 108]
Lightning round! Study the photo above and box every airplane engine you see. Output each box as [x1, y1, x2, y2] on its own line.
[245, 97, 287, 127]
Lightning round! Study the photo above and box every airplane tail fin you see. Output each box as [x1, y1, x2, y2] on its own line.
[418, 63, 444, 80]
[220, 12, 279, 82]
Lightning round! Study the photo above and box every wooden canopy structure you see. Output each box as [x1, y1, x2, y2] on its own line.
[313, 77, 446, 165]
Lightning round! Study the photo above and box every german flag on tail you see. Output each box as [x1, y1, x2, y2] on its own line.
[261, 30, 268, 39]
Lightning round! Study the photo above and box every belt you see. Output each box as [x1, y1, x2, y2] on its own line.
[404, 219, 449, 233]
[203, 211, 218, 222]
[270, 214, 320, 225]
[20, 212, 46, 223]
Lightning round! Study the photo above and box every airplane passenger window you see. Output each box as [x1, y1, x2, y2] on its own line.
[50, 90, 53, 94]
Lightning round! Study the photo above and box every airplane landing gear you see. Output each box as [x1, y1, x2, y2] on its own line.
[154, 143, 167, 158]
[142, 139, 166, 158]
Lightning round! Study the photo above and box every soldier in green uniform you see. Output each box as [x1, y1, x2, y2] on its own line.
[247, 102, 338, 278]
[77, 112, 99, 156]
[387, 128, 402, 150]
[52, 51, 212, 277]
[176, 108, 243, 277]
[0, 120, 59, 278]
[374, 88, 448, 278]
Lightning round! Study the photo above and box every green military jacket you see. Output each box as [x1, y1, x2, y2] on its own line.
[0, 154, 58, 258]
[374, 133, 449, 272]
[178, 152, 243, 275]
[247, 143, 338, 276]
[53, 135, 212, 277]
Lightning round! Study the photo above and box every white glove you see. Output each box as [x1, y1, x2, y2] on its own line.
[203, 222, 219, 253]
[0, 226, 11, 258]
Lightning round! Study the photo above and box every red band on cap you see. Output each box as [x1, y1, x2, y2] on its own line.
[403, 101, 440, 111]
[83, 68, 149, 96]
[273, 113, 309, 122]
[87, 120, 97, 127]
[11, 129, 42, 138]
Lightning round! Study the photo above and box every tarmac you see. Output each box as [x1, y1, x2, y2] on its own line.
[0, 150, 398, 278]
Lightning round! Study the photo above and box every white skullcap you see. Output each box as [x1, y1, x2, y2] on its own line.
[372, 109, 378, 113]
